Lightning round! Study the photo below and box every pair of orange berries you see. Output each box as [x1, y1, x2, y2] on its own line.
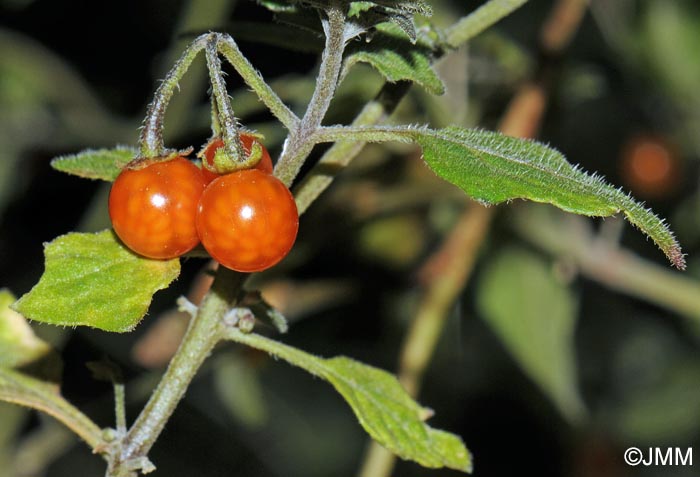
[108, 134, 298, 272]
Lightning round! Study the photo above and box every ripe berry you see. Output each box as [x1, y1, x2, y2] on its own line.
[109, 157, 206, 259]
[196, 169, 298, 272]
[620, 134, 680, 199]
[201, 134, 273, 183]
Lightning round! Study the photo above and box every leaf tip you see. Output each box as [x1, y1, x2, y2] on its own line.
[668, 245, 687, 270]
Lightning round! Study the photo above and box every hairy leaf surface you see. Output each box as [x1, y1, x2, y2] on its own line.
[414, 127, 685, 268]
[343, 23, 444, 94]
[227, 329, 472, 472]
[14, 230, 180, 332]
[320, 125, 684, 267]
[51, 147, 135, 181]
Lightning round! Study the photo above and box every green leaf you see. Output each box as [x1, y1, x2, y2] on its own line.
[50, 146, 135, 181]
[13, 230, 180, 332]
[225, 329, 472, 472]
[257, 0, 299, 12]
[414, 127, 685, 269]
[0, 289, 51, 369]
[476, 247, 584, 421]
[257, 0, 430, 42]
[343, 23, 444, 94]
[320, 125, 684, 267]
[258, 0, 431, 16]
[214, 354, 269, 428]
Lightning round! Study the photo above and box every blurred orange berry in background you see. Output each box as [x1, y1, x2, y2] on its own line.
[620, 134, 681, 200]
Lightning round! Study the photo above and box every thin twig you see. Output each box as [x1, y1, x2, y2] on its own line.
[218, 35, 299, 131]
[205, 35, 246, 165]
[445, 0, 530, 48]
[140, 34, 208, 158]
[513, 207, 700, 322]
[275, 0, 348, 187]
[110, 270, 246, 475]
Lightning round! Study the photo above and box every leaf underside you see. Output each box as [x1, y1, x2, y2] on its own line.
[13, 230, 180, 332]
[413, 127, 685, 269]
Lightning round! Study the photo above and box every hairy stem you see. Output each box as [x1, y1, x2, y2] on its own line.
[111, 269, 246, 474]
[114, 382, 126, 434]
[217, 34, 299, 131]
[205, 35, 246, 165]
[294, 1, 535, 215]
[293, 82, 411, 214]
[139, 34, 208, 158]
[312, 125, 416, 144]
[157, 0, 238, 143]
[275, 0, 348, 187]
[300, 2, 347, 133]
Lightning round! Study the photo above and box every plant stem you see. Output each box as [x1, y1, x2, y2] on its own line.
[112, 269, 246, 474]
[0, 368, 105, 452]
[205, 35, 246, 165]
[300, 2, 347, 134]
[139, 34, 208, 158]
[293, 1, 535, 215]
[444, 0, 530, 48]
[313, 125, 416, 144]
[513, 207, 700, 321]
[114, 382, 126, 434]
[399, 206, 494, 396]
[157, 0, 238, 143]
[274, 0, 348, 187]
[218, 35, 299, 131]
[293, 82, 410, 214]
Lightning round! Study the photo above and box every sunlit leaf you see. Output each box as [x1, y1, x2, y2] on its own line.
[0, 289, 51, 369]
[50, 147, 135, 181]
[226, 329, 472, 472]
[13, 230, 180, 332]
[477, 247, 584, 421]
